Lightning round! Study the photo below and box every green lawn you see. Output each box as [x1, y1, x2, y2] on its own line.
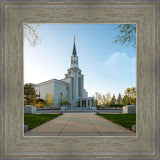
[97, 114, 136, 130]
[24, 114, 62, 130]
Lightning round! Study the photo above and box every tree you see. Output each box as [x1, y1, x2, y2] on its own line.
[117, 93, 123, 105]
[110, 94, 116, 105]
[106, 92, 111, 105]
[97, 93, 103, 105]
[92, 96, 97, 106]
[58, 94, 67, 106]
[36, 98, 47, 108]
[24, 83, 38, 106]
[61, 101, 71, 106]
[122, 95, 129, 105]
[102, 94, 106, 105]
[124, 87, 136, 105]
[130, 97, 136, 105]
[45, 93, 54, 106]
[113, 24, 136, 48]
[24, 24, 41, 47]
[124, 87, 136, 98]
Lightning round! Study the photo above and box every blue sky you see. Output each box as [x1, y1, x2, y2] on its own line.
[24, 24, 136, 97]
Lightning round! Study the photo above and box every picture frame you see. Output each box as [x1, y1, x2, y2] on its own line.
[1, 1, 159, 159]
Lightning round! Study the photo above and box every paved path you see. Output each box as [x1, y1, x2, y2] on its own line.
[25, 113, 136, 136]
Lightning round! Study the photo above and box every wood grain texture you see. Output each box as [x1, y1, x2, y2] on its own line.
[1, 1, 159, 159]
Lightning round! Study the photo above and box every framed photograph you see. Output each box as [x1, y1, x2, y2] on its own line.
[23, 23, 136, 137]
[1, 1, 159, 159]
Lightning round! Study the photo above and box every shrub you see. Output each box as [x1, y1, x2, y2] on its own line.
[108, 104, 123, 108]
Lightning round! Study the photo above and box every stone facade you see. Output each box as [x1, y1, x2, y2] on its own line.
[34, 37, 93, 108]
[122, 105, 136, 114]
[24, 105, 37, 114]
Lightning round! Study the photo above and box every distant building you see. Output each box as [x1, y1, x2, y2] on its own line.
[34, 36, 93, 109]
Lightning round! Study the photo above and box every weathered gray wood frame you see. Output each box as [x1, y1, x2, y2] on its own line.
[1, 1, 159, 159]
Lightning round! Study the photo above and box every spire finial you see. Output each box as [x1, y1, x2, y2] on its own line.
[72, 35, 77, 56]
[74, 35, 75, 43]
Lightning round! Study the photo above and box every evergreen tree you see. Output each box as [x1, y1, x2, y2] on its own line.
[106, 92, 111, 105]
[110, 94, 116, 105]
[117, 93, 123, 105]
[24, 83, 38, 106]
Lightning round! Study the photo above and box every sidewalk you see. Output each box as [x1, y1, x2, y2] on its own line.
[24, 113, 136, 136]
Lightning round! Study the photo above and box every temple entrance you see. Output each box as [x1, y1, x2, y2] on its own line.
[78, 101, 80, 107]
[77, 97, 94, 109]
[82, 100, 86, 107]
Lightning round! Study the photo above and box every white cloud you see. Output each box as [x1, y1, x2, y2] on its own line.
[102, 52, 136, 78]
[86, 52, 136, 97]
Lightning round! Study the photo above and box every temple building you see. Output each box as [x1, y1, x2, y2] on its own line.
[35, 36, 93, 109]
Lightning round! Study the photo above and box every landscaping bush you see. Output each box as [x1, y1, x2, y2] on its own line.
[96, 104, 123, 109]
[108, 104, 123, 108]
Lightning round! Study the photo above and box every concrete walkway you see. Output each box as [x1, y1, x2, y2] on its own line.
[25, 113, 136, 136]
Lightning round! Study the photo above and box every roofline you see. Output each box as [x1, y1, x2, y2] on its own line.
[36, 78, 67, 86]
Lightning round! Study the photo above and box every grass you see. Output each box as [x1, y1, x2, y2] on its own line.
[24, 114, 62, 130]
[97, 114, 136, 130]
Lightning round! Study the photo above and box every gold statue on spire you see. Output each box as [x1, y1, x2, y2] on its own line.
[74, 35, 75, 43]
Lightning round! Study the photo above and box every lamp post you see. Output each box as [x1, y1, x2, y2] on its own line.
[127, 89, 130, 105]
[95, 92, 98, 107]
[60, 92, 63, 106]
